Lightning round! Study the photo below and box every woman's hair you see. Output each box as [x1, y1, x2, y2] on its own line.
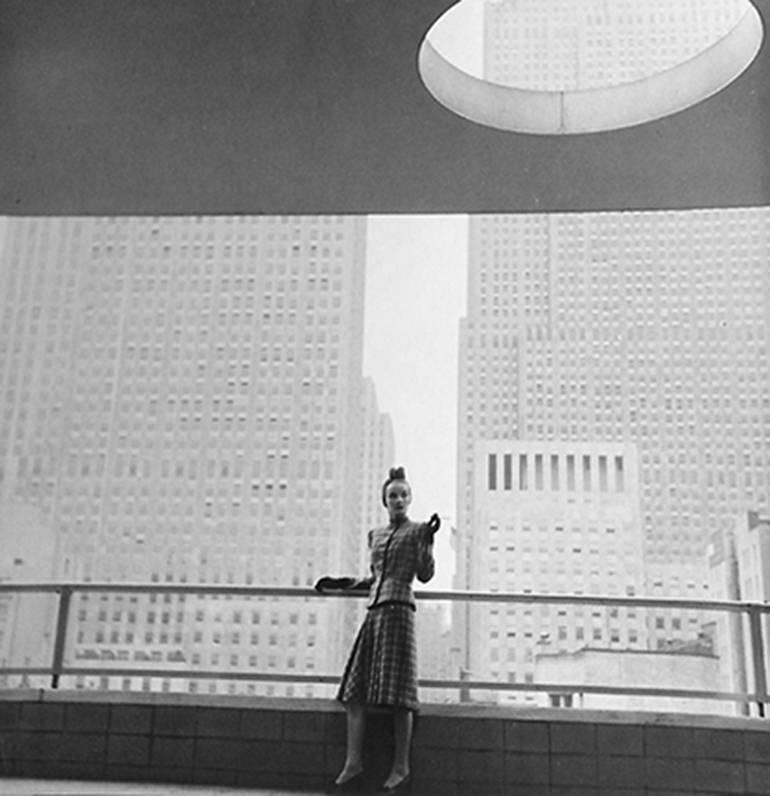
[381, 466, 409, 507]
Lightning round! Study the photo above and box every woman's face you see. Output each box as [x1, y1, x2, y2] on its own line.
[385, 480, 412, 521]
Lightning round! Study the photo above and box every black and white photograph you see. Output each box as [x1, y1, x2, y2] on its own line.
[1, 2, 769, 794]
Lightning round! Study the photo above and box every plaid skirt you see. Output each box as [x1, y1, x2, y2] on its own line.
[336, 602, 418, 711]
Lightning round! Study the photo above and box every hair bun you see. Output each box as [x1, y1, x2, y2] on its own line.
[381, 466, 409, 508]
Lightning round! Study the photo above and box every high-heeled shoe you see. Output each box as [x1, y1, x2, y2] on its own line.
[380, 773, 411, 793]
[328, 770, 365, 793]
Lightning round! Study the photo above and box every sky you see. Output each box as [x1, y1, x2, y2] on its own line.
[363, 215, 468, 535]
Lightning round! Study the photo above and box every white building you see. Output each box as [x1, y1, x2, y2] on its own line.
[339, 376, 395, 657]
[733, 512, 770, 705]
[534, 645, 726, 715]
[416, 517, 458, 703]
[357, 377, 395, 575]
[0, 214, 387, 696]
[456, 209, 770, 685]
[734, 512, 770, 605]
[464, 440, 645, 704]
[708, 512, 770, 713]
[0, 503, 58, 687]
[484, 0, 746, 91]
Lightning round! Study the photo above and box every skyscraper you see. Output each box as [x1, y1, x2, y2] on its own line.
[0, 214, 383, 696]
[469, 440, 646, 703]
[0, 503, 58, 687]
[708, 510, 770, 712]
[484, 0, 746, 91]
[457, 209, 770, 691]
[451, 3, 770, 701]
[358, 377, 396, 575]
[338, 376, 396, 652]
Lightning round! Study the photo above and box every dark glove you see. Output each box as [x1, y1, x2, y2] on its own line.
[426, 513, 441, 536]
[314, 576, 369, 593]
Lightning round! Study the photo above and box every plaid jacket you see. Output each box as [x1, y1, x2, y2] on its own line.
[363, 518, 435, 609]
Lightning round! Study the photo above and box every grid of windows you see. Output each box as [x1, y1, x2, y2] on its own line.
[485, 0, 746, 91]
[0, 215, 387, 695]
[458, 205, 770, 703]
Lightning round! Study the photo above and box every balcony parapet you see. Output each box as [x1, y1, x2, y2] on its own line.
[1, 689, 769, 793]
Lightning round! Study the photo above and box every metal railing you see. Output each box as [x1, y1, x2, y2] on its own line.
[0, 582, 767, 716]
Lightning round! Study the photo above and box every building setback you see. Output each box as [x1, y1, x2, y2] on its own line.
[456, 208, 770, 701]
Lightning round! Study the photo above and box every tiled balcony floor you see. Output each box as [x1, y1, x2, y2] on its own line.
[1, 781, 328, 796]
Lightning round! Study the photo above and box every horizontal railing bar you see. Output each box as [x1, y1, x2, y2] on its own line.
[11, 665, 765, 705]
[0, 582, 767, 614]
[0, 582, 299, 595]
[45, 667, 340, 684]
[419, 679, 768, 703]
[0, 667, 54, 676]
[417, 590, 770, 613]
[1, 583, 766, 711]
[0, 584, 63, 594]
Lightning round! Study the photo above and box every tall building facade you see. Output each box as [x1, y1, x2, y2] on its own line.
[0, 214, 379, 696]
[339, 376, 395, 651]
[708, 511, 770, 713]
[733, 512, 770, 605]
[357, 377, 395, 575]
[707, 525, 749, 713]
[457, 209, 770, 692]
[731, 512, 770, 706]
[468, 440, 646, 704]
[458, 2, 770, 704]
[484, 0, 746, 91]
[0, 503, 58, 687]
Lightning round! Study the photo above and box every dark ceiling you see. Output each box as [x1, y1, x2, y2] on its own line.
[1, 0, 768, 216]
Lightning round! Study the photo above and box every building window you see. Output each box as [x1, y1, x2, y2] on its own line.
[550, 455, 559, 490]
[488, 454, 497, 490]
[582, 455, 592, 490]
[598, 455, 608, 491]
[534, 454, 544, 490]
[615, 455, 625, 491]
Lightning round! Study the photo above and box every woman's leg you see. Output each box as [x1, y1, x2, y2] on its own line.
[335, 702, 366, 784]
[383, 707, 412, 788]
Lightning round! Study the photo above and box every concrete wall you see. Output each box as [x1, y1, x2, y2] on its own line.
[0, 690, 769, 794]
[2, 0, 770, 215]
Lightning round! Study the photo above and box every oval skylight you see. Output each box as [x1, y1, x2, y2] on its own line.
[419, 0, 763, 134]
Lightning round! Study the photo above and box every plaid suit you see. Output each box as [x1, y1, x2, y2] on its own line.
[337, 518, 435, 710]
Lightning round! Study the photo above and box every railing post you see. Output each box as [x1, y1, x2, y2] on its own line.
[50, 586, 73, 690]
[748, 606, 767, 718]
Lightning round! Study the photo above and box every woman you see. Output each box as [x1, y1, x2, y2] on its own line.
[316, 466, 439, 793]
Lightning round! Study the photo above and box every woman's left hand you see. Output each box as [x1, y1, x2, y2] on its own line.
[314, 576, 356, 592]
